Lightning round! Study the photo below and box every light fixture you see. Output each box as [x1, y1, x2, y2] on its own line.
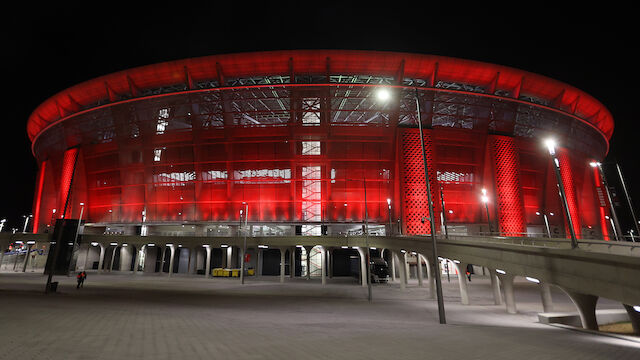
[221, 244, 229, 248]
[496, 269, 506, 275]
[544, 138, 557, 155]
[525, 276, 540, 283]
[376, 87, 391, 101]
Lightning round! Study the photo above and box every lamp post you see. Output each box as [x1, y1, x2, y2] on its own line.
[240, 202, 248, 284]
[387, 198, 392, 235]
[413, 88, 446, 324]
[590, 161, 622, 241]
[545, 139, 578, 248]
[481, 188, 491, 235]
[439, 186, 449, 239]
[536, 211, 552, 238]
[22, 214, 33, 233]
[615, 162, 640, 237]
[363, 178, 372, 302]
[376, 86, 445, 323]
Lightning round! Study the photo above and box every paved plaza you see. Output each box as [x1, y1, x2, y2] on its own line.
[0, 272, 638, 359]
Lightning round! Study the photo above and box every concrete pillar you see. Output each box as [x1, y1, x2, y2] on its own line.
[280, 248, 286, 283]
[416, 253, 424, 287]
[304, 246, 312, 280]
[132, 246, 142, 274]
[109, 246, 118, 272]
[498, 273, 517, 314]
[159, 246, 167, 273]
[226, 247, 233, 268]
[453, 261, 470, 305]
[622, 304, 640, 334]
[393, 251, 406, 290]
[320, 246, 326, 285]
[403, 252, 409, 284]
[356, 247, 367, 287]
[257, 248, 263, 277]
[97, 244, 105, 273]
[289, 247, 295, 278]
[0, 248, 4, 272]
[328, 248, 333, 279]
[539, 282, 554, 313]
[21, 244, 33, 272]
[168, 245, 176, 277]
[566, 290, 599, 330]
[189, 247, 198, 274]
[204, 246, 211, 278]
[488, 268, 502, 305]
[390, 252, 396, 282]
[423, 255, 436, 299]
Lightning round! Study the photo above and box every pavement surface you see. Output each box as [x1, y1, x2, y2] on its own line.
[0, 271, 638, 359]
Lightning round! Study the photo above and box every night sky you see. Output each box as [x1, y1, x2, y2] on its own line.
[3, 4, 638, 232]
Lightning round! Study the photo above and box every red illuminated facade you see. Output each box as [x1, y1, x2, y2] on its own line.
[28, 50, 614, 239]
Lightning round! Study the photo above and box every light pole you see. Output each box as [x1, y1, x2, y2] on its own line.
[536, 211, 552, 238]
[590, 161, 622, 241]
[615, 162, 640, 237]
[240, 202, 248, 284]
[387, 198, 392, 235]
[439, 186, 449, 239]
[481, 188, 491, 235]
[413, 88, 446, 324]
[377, 86, 445, 323]
[364, 178, 372, 302]
[545, 138, 578, 248]
[22, 215, 33, 233]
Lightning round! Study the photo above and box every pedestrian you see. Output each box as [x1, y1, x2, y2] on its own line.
[76, 271, 83, 289]
[80, 271, 86, 288]
[466, 264, 473, 282]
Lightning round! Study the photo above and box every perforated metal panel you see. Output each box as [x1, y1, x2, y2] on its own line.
[558, 149, 582, 238]
[58, 148, 79, 218]
[400, 129, 438, 235]
[489, 135, 526, 236]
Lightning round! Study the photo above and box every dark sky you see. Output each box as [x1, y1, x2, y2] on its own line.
[3, 3, 638, 231]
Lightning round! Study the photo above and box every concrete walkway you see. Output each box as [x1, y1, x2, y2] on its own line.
[0, 272, 638, 359]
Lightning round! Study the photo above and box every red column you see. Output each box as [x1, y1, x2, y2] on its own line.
[557, 149, 582, 239]
[400, 129, 439, 235]
[489, 135, 526, 236]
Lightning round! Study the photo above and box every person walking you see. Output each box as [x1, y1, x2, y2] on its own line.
[76, 271, 86, 288]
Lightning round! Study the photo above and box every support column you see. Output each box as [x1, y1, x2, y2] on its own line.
[97, 244, 105, 273]
[159, 246, 166, 273]
[390, 251, 396, 282]
[289, 247, 295, 278]
[403, 252, 409, 284]
[280, 248, 286, 283]
[539, 282, 554, 313]
[0, 247, 5, 272]
[498, 273, 517, 314]
[132, 245, 142, 274]
[168, 245, 176, 277]
[328, 248, 333, 279]
[622, 304, 640, 335]
[320, 246, 326, 285]
[304, 246, 312, 280]
[256, 248, 263, 277]
[416, 253, 424, 287]
[356, 247, 367, 287]
[566, 290, 599, 330]
[109, 247, 117, 272]
[21, 244, 33, 272]
[393, 251, 406, 290]
[453, 261, 470, 305]
[489, 268, 502, 305]
[204, 245, 211, 278]
[423, 255, 435, 299]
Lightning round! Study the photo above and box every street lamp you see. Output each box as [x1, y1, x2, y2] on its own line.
[376, 86, 445, 323]
[545, 138, 578, 248]
[240, 202, 248, 284]
[535, 211, 552, 238]
[22, 214, 33, 233]
[481, 188, 491, 234]
[590, 161, 622, 241]
[387, 198, 392, 235]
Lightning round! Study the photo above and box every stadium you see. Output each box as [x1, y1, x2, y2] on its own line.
[22, 50, 615, 276]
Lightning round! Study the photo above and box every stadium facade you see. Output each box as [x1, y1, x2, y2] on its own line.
[27, 50, 614, 241]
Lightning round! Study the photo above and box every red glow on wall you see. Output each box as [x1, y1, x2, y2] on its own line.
[558, 149, 582, 239]
[490, 135, 526, 236]
[592, 165, 610, 241]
